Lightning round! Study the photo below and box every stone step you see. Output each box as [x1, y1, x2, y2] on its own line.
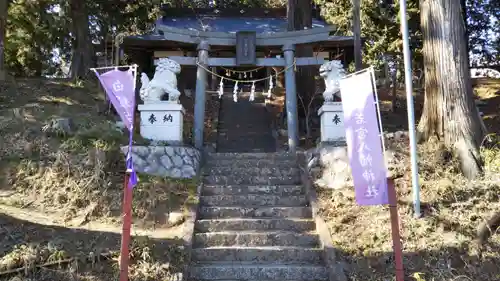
[217, 127, 270, 132]
[195, 218, 316, 233]
[206, 152, 296, 161]
[200, 195, 308, 207]
[201, 185, 304, 196]
[215, 148, 277, 154]
[198, 206, 313, 219]
[188, 264, 328, 281]
[215, 143, 276, 154]
[203, 167, 301, 177]
[204, 159, 297, 169]
[191, 247, 323, 263]
[203, 175, 301, 185]
[217, 130, 272, 136]
[193, 231, 320, 247]
[218, 124, 271, 130]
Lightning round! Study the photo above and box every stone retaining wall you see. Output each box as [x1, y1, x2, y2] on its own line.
[121, 145, 201, 178]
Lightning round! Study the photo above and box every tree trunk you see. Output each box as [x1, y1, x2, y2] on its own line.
[352, 0, 362, 70]
[287, 0, 315, 133]
[419, 0, 486, 179]
[69, 0, 94, 80]
[417, 2, 444, 141]
[0, 0, 7, 81]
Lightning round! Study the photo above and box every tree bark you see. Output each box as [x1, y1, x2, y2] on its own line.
[352, 0, 362, 70]
[0, 0, 8, 81]
[460, 0, 471, 68]
[418, 1, 444, 141]
[418, 0, 486, 179]
[69, 0, 94, 80]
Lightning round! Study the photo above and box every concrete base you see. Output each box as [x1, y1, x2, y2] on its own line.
[138, 102, 184, 142]
[318, 103, 346, 142]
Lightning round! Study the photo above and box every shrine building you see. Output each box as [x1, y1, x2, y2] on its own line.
[117, 6, 356, 152]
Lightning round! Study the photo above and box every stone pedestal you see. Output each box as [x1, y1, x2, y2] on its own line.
[318, 102, 346, 142]
[138, 102, 184, 142]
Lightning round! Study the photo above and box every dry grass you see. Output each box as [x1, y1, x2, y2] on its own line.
[0, 78, 198, 280]
[0, 79, 199, 225]
[318, 137, 500, 280]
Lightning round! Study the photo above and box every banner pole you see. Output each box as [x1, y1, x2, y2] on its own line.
[399, 0, 421, 218]
[118, 64, 138, 281]
[388, 178, 404, 281]
[119, 173, 132, 281]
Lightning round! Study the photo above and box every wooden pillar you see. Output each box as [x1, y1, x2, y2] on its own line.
[194, 41, 210, 149]
[283, 44, 299, 152]
[352, 0, 362, 70]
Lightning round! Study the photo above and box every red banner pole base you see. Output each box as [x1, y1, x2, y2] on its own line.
[388, 178, 405, 281]
[119, 174, 133, 281]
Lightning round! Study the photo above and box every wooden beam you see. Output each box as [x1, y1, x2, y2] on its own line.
[160, 7, 323, 19]
[155, 25, 338, 46]
[154, 57, 325, 66]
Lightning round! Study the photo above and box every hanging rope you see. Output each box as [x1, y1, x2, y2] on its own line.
[198, 59, 296, 101]
[220, 66, 265, 75]
[196, 59, 296, 83]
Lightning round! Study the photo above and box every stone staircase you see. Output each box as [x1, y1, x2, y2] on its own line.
[187, 152, 329, 281]
[216, 92, 276, 153]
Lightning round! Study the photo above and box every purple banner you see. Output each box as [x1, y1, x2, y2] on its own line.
[93, 68, 138, 187]
[96, 69, 136, 131]
[339, 70, 388, 205]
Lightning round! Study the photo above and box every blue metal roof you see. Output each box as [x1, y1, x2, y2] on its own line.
[156, 16, 328, 33]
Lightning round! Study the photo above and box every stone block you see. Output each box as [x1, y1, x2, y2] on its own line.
[318, 103, 346, 142]
[138, 102, 184, 142]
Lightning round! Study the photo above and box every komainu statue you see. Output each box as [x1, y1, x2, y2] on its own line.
[319, 60, 346, 103]
[139, 58, 182, 103]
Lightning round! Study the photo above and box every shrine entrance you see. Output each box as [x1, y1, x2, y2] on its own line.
[121, 7, 355, 152]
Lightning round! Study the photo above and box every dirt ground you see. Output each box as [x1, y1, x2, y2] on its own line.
[0, 212, 185, 281]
